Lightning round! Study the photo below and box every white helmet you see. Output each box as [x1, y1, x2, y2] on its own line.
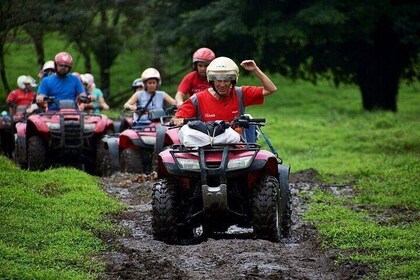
[206, 56, 239, 82]
[42, 60, 55, 71]
[132, 78, 144, 91]
[141, 68, 161, 86]
[81, 73, 95, 87]
[17, 75, 32, 90]
[27, 75, 38, 88]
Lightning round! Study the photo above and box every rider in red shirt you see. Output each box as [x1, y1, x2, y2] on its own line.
[173, 57, 277, 124]
[6, 75, 37, 115]
[175, 47, 215, 107]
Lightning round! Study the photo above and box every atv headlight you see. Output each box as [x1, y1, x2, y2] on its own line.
[84, 123, 96, 132]
[227, 156, 253, 170]
[177, 158, 200, 171]
[140, 136, 156, 145]
[46, 122, 60, 130]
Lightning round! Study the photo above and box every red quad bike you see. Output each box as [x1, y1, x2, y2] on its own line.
[152, 116, 292, 244]
[15, 97, 114, 174]
[118, 105, 177, 174]
[0, 105, 28, 158]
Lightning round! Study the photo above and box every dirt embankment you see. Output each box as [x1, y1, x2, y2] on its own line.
[99, 169, 370, 280]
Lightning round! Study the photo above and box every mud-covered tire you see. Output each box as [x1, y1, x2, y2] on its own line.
[95, 141, 106, 176]
[100, 149, 113, 177]
[120, 148, 143, 173]
[27, 136, 47, 171]
[15, 136, 27, 169]
[252, 176, 282, 242]
[279, 166, 292, 238]
[152, 179, 182, 244]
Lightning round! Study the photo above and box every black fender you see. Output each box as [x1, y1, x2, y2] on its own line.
[278, 164, 292, 237]
[154, 124, 167, 155]
[278, 164, 290, 190]
[105, 135, 120, 172]
[113, 121, 121, 134]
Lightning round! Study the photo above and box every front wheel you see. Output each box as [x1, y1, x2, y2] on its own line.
[15, 136, 27, 169]
[27, 136, 47, 171]
[251, 176, 282, 242]
[152, 179, 186, 244]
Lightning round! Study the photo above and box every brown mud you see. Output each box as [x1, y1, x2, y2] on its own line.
[99, 169, 370, 279]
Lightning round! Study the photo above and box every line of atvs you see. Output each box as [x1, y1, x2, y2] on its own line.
[0, 98, 292, 244]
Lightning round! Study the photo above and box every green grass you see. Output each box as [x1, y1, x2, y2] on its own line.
[241, 76, 419, 279]
[0, 159, 124, 279]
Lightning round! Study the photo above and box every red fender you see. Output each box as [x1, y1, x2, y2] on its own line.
[119, 129, 139, 149]
[15, 122, 27, 137]
[164, 127, 181, 146]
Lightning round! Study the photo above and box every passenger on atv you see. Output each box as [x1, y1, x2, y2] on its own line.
[124, 67, 176, 126]
[6, 75, 37, 118]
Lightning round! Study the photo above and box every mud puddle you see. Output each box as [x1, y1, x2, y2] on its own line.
[99, 169, 369, 279]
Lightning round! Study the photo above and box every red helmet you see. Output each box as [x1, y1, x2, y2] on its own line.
[192, 48, 215, 64]
[54, 52, 73, 67]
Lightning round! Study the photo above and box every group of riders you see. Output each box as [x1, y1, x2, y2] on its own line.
[1, 47, 277, 157]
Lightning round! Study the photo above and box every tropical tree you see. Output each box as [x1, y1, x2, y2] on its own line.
[0, 0, 40, 93]
[163, 0, 420, 111]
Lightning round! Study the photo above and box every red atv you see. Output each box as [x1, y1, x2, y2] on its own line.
[152, 116, 292, 244]
[0, 106, 29, 158]
[14, 97, 114, 174]
[118, 106, 177, 174]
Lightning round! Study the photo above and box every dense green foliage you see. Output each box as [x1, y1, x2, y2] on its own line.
[1, 1, 419, 110]
[244, 77, 419, 279]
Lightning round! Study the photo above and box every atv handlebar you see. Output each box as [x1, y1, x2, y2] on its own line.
[169, 115, 265, 128]
[233, 115, 265, 128]
[43, 96, 55, 104]
[77, 95, 92, 104]
[165, 105, 178, 115]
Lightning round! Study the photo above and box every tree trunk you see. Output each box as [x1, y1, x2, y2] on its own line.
[100, 66, 111, 98]
[26, 27, 45, 70]
[356, 18, 408, 112]
[0, 43, 11, 95]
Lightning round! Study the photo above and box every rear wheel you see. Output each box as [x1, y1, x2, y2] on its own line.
[120, 148, 143, 173]
[27, 136, 47, 171]
[252, 176, 281, 242]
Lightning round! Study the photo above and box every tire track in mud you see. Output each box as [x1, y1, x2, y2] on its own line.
[100, 170, 369, 280]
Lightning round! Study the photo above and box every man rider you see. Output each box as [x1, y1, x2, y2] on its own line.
[36, 51, 86, 110]
[6, 75, 37, 116]
[173, 57, 277, 125]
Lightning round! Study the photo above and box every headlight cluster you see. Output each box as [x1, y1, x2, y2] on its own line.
[83, 123, 96, 132]
[177, 158, 200, 171]
[227, 156, 253, 170]
[46, 122, 60, 130]
[140, 136, 156, 145]
[177, 156, 253, 171]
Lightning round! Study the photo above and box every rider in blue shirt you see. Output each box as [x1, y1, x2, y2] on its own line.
[36, 51, 86, 110]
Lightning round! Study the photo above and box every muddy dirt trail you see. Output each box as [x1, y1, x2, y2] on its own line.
[100, 169, 369, 280]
